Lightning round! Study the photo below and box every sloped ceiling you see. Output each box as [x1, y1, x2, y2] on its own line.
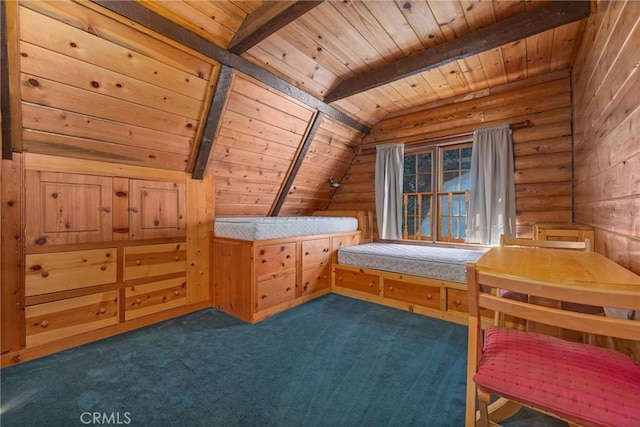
[3, 0, 590, 216]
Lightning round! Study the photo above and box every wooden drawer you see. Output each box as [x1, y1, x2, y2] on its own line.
[334, 268, 380, 295]
[448, 288, 493, 318]
[25, 291, 118, 348]
[301, 238, 331, 267]
[124, 242, 186, 280]
[26, 248, 117, 296]
[255, 242, 296, 281]
[125, 276, 187, 321]
[256, 271, 296, 312]
[331, 234, 360, 262]
[301, 264, 331, 296]
[383, 279, 441, 310]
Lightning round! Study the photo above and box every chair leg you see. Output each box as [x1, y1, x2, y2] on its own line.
[477, 387, 491, 427]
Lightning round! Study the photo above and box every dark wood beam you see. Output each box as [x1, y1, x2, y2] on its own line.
[1, 0, 13, 159]
[229, 1, 324, 55]
[271, 112, 325, 216]
[93, 1, 368, 136]
[192, 65, 234, 179]
[324, 1, 591, 103]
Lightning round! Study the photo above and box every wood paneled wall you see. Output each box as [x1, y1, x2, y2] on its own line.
[572, 0, 640, 275]
[14, 0, 218, 171]
[328, 71, 573, 238]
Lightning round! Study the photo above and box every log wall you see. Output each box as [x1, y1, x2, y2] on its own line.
[571, 0, 640, 275]
[328, 71, 574, 238]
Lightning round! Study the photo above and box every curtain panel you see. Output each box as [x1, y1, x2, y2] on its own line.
[375, 144, 404, 240]
[465, 124, 516, 245]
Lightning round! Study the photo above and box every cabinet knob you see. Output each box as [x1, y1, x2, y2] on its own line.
[135, 298, 142, 305]
[305, 252, 310, 256]
[100, 265, 107, 271]
[454, 299, 462, 307]
[130, 207, 139, 213]
[41, 271, 49, 278]
[426, 294, 433, 300]
[136, 260, 142, 266]
[261, 259, 268, 263]
[174, 256, 180, 261]
[174, 290, 180, 296]
[323, 248, 329, 253]
[369, 282, 374, 287]
[99, 307, 106, 314]
[103, 207, 111, 213]
[41, 320, 49, 328]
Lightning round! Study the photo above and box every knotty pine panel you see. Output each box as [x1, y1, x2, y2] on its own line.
[328, 73, 573, 237]
[17, 1, 218, 172]
[572, 0, 640, 274]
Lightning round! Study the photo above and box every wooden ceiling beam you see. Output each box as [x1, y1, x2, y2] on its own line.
[92, 1, 369, 140]
[324, 1, 591, 103]
[192, 65, 233, 179]
[229, 1, 324, 55]
[271, 112, 325, 216]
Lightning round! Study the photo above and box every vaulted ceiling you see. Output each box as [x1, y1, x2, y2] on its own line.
[2, 0, 591, 216]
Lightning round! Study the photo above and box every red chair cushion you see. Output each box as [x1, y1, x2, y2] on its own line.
[474, 326, 640, 427]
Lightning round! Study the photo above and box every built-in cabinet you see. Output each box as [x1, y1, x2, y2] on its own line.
[213, 231, 361, 323]
[2, 154, 212, 366]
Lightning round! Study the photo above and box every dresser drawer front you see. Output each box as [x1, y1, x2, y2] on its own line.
[125, 276, 187, 321]
[301, 264, 331, 296]
[331, 234, 360, 251]
[301, 238, 331, 267]
[26, 248, 117, 296]
[256, 271, 296, 312]
[448, 288, 493, 318]
[125, 242, 186, 280]
[26, 291, 118, 348]
[384, 279, 441, 310]
[334, 268, 380, 295]
[255, 243, 296, 281]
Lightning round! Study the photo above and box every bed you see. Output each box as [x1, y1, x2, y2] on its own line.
[212, 212, 370, 323]
[333, 243, 493, 325]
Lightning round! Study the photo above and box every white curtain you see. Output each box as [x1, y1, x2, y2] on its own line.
[375, 144, 404, 240]
[465, 124, 516, 245]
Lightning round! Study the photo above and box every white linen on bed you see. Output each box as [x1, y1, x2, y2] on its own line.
[337, 243, 486, 284]
[214, 216, 358, 240]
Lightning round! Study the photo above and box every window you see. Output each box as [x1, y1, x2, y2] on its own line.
[402, 142, 472, 243]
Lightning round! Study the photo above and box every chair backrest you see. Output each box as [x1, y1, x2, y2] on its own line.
[500, 234, 592, 252]
[466, 263, 640, 343]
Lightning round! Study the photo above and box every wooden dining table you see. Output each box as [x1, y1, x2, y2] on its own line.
[471, 246, 640, 424]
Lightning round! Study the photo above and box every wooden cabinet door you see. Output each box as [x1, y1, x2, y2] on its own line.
[129, 180, 186, 239]
[26, 171, 113, 246]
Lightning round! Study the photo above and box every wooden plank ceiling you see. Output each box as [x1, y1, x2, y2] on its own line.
[6, 0, 590, 216]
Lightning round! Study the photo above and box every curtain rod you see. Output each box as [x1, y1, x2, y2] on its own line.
[360, 120, 533, 155]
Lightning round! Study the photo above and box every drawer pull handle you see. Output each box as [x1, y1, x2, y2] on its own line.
[103, 207, 111, 213]
[369, 282, 374, 287]
[99, 307, 106, 314]
[135, 298, 142, 305]
[427, 294, 433, 300]
[41, 320, 49, 328]
[389, 286, 394, 291]
[174, 256, 180, 261]
[454, 299, 461, 306]
[286, 255, 291, 259]
[259, 249, 265, 255]
[41, 271, 49, 278]
[305, 252, 310, 256]
[262, 259, 268, 263]
[286, 287, 292, 292]
[174, 290, 180, 296]
[100, 265, 107, 271]
[130, 207, 139, 213]
[136, 260, 142, 266]
[323, 248, 329, 252]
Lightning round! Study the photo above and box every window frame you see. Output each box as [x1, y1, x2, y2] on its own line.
[402, 138, 473, 244]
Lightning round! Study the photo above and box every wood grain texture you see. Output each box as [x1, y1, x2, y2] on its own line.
[572, 0, 640, 275]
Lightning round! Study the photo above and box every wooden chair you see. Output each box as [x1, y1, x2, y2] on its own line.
[497, 234, 600, 340]
[465, 263, 640, 427]
[499, 234, 592, 252]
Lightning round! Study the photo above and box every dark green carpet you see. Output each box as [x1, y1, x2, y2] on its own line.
[1, 294, 565, 426]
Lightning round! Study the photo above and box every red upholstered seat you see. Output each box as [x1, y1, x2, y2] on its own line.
[474, 326, 640, 427]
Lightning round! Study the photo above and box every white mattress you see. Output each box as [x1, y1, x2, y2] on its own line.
[337, 243, 486, 284]
[214, 216, 358, 241]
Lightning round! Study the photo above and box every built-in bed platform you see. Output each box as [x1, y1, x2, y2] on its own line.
[333, 243, 494, 325]
[212, 212, 371, 323]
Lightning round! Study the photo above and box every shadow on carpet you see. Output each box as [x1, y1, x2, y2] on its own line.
[1, 294, 566, 427]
